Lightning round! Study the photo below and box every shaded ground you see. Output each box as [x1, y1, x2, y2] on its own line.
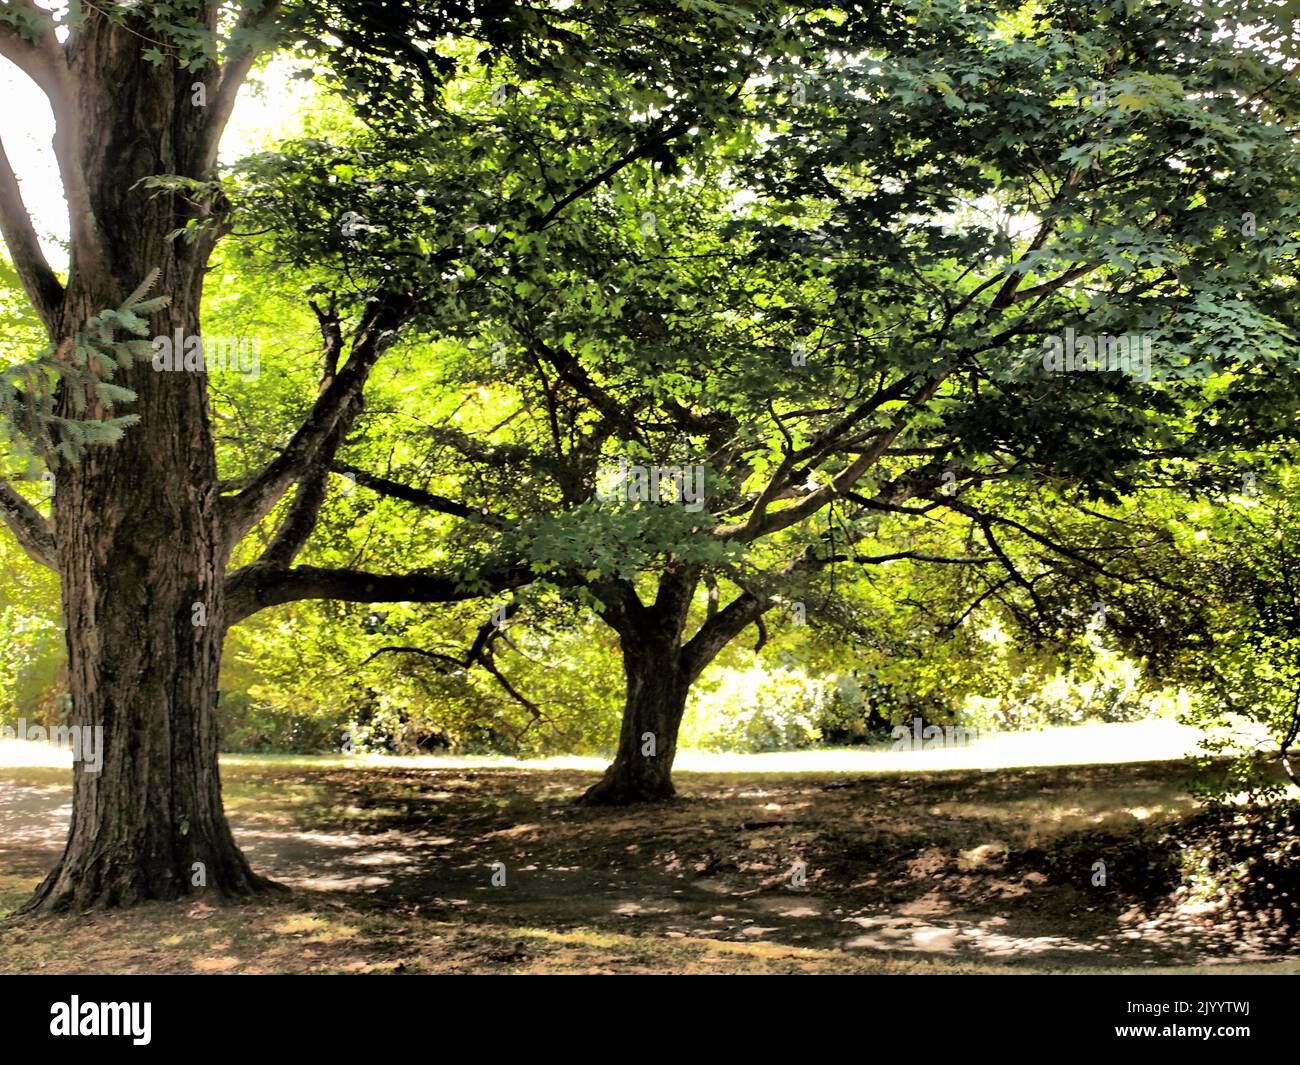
[0, 757, 1297, 974]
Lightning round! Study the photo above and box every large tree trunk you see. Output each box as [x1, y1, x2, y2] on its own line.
[580, 637, 691, 804]
[22, 287, 265, 912]
[20, 18, 267, 912]
[25, 526, 264, 909]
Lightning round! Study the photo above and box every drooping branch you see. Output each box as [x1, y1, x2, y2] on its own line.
[684, 462, 991, 674]
[935, 496, 1194, 597]
[973, 518, 1050, 634]
[0, 475, 55, 568]
[361, 608, 543, 720]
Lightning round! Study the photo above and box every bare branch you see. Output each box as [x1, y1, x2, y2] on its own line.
[222, 289, 414, 547]
[199, 0, 284, 172]
[936, 496, 1192, 597]
[0, 133, 63, 329]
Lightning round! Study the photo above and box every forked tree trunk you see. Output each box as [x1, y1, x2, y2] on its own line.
[20, 20, 268, 912]
[580, 566, 769, 806]
[581, 571, 705, 805]
[580, 638, 691, 804]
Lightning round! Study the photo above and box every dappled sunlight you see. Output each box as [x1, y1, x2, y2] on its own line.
[0, 780, 70, 852]
[3, 749, 1295, 969]
[929, 796, 1195, 833]
[923, 772, 1201, 834]
[838, 906, 1281, 964]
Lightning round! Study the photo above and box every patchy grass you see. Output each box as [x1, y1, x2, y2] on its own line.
[0, 872, 37, 917]
[1, 751, 1297, 974]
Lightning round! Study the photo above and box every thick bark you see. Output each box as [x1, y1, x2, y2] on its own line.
[20, 17, 270, 912]
[22, 285, 270, 911]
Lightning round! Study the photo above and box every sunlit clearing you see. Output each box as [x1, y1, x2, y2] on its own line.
[0, 720, 1256, 776]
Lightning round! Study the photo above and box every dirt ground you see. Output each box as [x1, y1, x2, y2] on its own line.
[1, 758, 1297, 974]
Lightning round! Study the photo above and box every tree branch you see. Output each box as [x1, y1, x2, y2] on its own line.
[0, 3, 62, 100]
[533, 111, 697, 231]
[259, 301, 350, 567]
[222, 288, 414, 547]
[0, 475, 55, 568]
[847, 550, 995, 565]
[224, 559, 532, 625]
[0, 133, 62, 329]
[331, 461, 506, 528]
[0, 5, 108, 291]
[362, 623, 543, 720]
[716, 366, 956, 543]
[680, 582, 767, 681]
[199, 0, 284, 172]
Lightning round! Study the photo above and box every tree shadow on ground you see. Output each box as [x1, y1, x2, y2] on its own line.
[2, 758, 1295, 970]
